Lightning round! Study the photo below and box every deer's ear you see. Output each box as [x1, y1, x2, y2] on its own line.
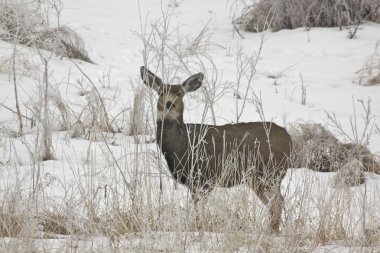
[182, 72, 204, 93]
[140, 66, 163, 91]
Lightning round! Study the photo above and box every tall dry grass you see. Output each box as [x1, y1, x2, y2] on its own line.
[0, 1, 379, 252]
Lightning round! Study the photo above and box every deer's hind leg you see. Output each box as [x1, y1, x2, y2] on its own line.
[251, 179, 284, 234]
[190, 184, 213, 230]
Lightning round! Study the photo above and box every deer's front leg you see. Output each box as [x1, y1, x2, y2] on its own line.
[190, 184, 212, 207]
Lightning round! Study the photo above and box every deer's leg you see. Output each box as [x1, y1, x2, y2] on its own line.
[269, 184, 284, 234]
[253, 182, 284, 234]
[190, 185, 212, 230]
[191, 184, 212, 207]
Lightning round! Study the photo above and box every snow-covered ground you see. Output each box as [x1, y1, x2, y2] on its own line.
[0, 0, 379, 252]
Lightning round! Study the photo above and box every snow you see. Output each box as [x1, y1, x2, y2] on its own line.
[0, 0, 379, 252]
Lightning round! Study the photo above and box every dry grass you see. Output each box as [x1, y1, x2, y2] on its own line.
[36, 26, 93, 64]
[234, 0, 380, 32]
[0, 1, 92, 63]
[356, 41, 380, 86]
[290, 122, 380, 175]
[0, 212, 23, 237]
[332, 160, 366, 188]
[40, 211, 82, 236]
[1, 112, 379, 251]
[0, 2, 379, 252]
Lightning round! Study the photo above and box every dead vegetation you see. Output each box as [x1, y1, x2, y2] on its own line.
[234, 0, 380, 32]
[290, 123, 380, 186]
[0, 1, 378, 252]
[356, 41, 380, 86]
[0, 2, 92, 63]
[0, 212, 23, 237]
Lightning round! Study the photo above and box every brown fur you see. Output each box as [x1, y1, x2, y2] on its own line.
[141, 66, 292, 233]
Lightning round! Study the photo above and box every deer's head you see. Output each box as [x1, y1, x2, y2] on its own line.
[140, 66, 204, 122]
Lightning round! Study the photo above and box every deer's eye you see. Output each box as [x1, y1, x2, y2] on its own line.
[176, 92, 183, 97]
[158, 91, 164, 97]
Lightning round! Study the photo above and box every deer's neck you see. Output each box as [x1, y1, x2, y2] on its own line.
[156, 119, 190, 178]
[156, 119, 186, 148]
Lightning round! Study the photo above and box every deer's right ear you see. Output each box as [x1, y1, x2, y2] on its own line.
[140, 66, 162, 91]
[182, 72, 204, 93]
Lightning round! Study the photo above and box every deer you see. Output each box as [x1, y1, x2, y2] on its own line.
[140, 66, 292, 233]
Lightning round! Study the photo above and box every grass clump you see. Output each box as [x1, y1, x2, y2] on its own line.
[0, 1, 92, 63]
[290, 123, 380, 176]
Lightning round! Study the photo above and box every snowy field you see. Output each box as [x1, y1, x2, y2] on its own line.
[0, 0, 379, 252]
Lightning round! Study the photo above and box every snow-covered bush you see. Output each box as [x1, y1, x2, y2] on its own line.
[290, 123, 380, 174]
[0, 2, 44, 45]
[0, 1, 92, 63]
[36, 26, 93, 63]
[234, 0, 380, 32]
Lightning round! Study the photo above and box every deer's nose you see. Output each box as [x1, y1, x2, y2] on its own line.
[166, 101, 175, 110]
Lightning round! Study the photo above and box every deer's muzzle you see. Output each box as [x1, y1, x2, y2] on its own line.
[166, 101, 175, 110]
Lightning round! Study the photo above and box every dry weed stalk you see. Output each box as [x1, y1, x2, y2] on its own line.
[234, 41, 263, 123]
[39, 50, 54, 161]
[356, 41, 380, 86]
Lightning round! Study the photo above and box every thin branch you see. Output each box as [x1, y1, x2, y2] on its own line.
[0, 101, 32, 121]
[71, 60, 115, 134]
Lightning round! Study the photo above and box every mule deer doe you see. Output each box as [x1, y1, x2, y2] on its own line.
[140, 66, 292, 233]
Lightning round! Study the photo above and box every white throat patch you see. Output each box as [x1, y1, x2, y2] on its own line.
[157, 110, 181, 122]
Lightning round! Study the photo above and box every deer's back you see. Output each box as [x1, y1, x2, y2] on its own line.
[183, 121, 292, 187]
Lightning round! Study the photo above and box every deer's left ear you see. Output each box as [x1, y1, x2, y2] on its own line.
[140, 66, 163, 92]
[182, 73, 204, 93]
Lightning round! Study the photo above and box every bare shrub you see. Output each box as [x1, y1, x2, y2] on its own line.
[340, 142, 380, 174]
[290, 123, 344, 172]
[36, 26, 93, 63]
[290, 123, 380, 174]
[23, 72, 115, 141]
[234, 0, 380, 32]
[0, 1, 92, 63]
[0, 2, 43, 45]
[356, 41, 380, 86]
[50, 91, 73, 131]
[126, 86, 151, 143]
[81, 90, 114, 140]
[234, 42, 263, 123]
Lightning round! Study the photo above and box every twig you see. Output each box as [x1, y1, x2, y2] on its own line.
[232, 21, 245, 39]
[0, 101, 32, 121]
[71, 60, 115, 134]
